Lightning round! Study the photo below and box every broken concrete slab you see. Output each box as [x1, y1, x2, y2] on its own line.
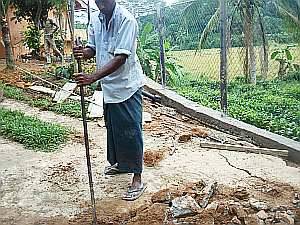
[87, 91, 103, 118]
[53, 82, 77, 104]
[144, 77, 300, 163]
[29, 85, 56, 96]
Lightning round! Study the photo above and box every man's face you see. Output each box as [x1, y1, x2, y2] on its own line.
[95, 0, 105, 11]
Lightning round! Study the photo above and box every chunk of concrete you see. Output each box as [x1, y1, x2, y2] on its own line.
[53, 82, 77, 103]
[170, 195, 201, 218]
[29, 85, 56, 96]
[256, 210, 269, 220]
[249, 198, 269, 211]
[88, 91, 103, 118]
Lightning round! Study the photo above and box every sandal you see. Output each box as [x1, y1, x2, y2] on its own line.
[122, 183, 147, 201]
[104, 164, 124, 175]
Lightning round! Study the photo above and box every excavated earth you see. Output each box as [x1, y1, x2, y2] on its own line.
[0, 62, 299, 225]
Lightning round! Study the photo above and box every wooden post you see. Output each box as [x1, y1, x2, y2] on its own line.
[157, 4, 167, 88]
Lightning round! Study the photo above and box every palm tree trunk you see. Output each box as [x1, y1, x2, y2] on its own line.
[1, 18, 14, 69]
[249, 1, 256, 84]
[243, 15, 250, 81]
[244, 2, 256, 84]
[249, 26, 256, 84]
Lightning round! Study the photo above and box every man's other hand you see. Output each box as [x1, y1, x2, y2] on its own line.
[74, 73, 96, 86]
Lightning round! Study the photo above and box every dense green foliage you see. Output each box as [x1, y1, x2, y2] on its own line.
[137, 22, 184, 84]
[11, 0, 66, 27]
[171, 74, 300, 141]
[0, 107, 68, 151]
[23, 24, 42, 57]
[139, 0, 298, 50]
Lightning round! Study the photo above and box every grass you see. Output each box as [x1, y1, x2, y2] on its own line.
[0, 82, 83, 118]
[170, 46, 300, 80]
[171, 74, 300, 141]
[0, 107, 68, 151]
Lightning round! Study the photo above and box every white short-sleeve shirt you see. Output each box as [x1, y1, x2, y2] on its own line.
[87, 4, 145, 103]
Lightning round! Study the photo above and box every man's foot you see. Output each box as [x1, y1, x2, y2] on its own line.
[104, 163, 119, 175]
[104, 163, 125, 175]
[131, 173, 142, 190]
[122, 174, 146, 201]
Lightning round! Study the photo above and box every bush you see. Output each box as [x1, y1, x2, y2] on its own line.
[171, 76, 300, 141]
[23, 24, 41, 57]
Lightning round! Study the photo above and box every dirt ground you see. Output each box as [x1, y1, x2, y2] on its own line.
[0, 63, 300, 224]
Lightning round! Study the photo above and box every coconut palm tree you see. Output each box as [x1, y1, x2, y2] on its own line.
[183, 0, 269, 84]
[276, 0, 300, 42]
[0, 0, 15, 69]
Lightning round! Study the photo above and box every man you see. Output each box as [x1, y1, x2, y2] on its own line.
[44, 18, 63, 64]
[73, 0, 145, 201]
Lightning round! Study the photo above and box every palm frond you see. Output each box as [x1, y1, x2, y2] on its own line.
[278, 5, 300, 27]
[4, 0, 10, 13]
[196, 7, 220, 53]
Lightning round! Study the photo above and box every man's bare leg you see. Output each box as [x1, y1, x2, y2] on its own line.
[131, 173, 142, 189]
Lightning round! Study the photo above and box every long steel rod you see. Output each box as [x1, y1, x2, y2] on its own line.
[70, 0, 97, 223]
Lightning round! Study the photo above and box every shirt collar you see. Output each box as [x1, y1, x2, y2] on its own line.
[98, 3, 118, 22]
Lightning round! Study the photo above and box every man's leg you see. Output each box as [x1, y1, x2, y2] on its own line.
[49, 39, 63, 60]
[104, 102, 117, 167]
[107, 89, 145, 199]
[44, 39, 51, 64]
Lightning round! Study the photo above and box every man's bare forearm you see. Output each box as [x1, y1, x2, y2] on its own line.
[83, 47, 96, 60]
[90, 55, 127, 82]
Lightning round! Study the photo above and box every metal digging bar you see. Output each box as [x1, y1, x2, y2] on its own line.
[75, 37, 98, 225]
[70, 0, 98, 224]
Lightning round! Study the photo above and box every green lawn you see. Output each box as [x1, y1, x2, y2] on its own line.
[0, 107, 68, 151]
[170, 46, 300, 80]
[171, 75, 300, 141]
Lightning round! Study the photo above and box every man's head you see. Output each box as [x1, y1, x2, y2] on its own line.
[95, 0, 115, 14]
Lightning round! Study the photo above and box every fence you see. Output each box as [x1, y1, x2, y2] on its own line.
[135, 0, 300, 141]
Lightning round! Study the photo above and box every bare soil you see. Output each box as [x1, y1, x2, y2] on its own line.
[0, 62, 300, 224]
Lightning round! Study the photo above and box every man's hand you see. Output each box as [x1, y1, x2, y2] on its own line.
[73, 46, 84, 60]
[74, 73, 96, 86]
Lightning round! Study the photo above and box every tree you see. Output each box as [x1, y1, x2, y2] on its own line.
[11, 0, 66, 28]
[0, 0, 15, 69]
[277, 0, 300, 43]
[186, 0, 269, 84]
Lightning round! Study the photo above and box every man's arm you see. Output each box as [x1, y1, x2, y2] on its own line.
[75, 18, 138, 85]
[75, 54, 127, 85]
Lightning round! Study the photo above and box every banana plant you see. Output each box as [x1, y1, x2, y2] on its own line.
[271, 44, 298, 77]
[137, 22, 184, 85]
